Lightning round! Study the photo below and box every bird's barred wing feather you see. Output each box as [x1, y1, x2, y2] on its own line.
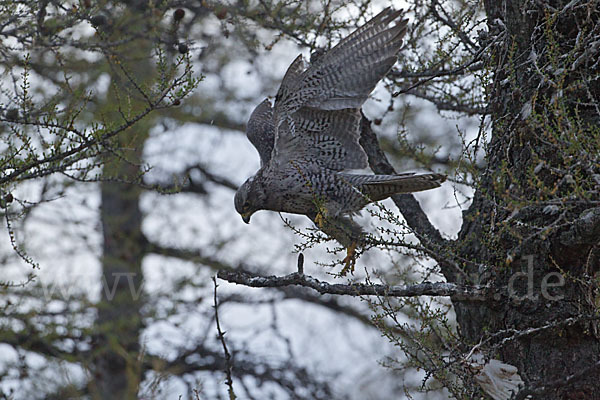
[276, 54, 306, 104]
[274, 108, 366, 169]
[314, 7, 404, 69]
[246, 98, 275, 166]
[270, 7, 408, 171]
[246, 54, 307, 166]
[277, 7, 407, 112]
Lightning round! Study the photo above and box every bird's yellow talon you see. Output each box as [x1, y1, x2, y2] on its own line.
[314, 209, 328, 228]
[341, 242, 357, 275]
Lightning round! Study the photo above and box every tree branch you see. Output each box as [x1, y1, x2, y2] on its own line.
[402, 87, 488, 115]
[390, 62, 484, 79]
[429, 0, 479, 53]
[359, 115, 447, 245]
[142, 162, 238, 195]
[187, 163, 238, 191]
[146, 243, 419, 328]
[144, 240, 232, 270]
[152, 345, 335, 400]
[217, 269, 487, 301]
[213, 277, 237, 399]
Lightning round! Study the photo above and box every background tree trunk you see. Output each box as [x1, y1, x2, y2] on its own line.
[92, 156, 145, 399]
[88, 7, 153, 398]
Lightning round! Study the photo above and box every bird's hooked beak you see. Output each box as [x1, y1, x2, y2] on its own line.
[241, 212, 252, 224]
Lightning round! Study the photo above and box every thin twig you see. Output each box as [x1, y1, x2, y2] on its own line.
[212, 276, 237, 400]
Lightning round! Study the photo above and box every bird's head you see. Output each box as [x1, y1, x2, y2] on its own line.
[234, 176, 264, 224]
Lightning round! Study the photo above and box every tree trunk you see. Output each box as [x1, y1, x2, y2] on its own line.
[91, 169, 145, 399]
[454, 1, 600, 397]
[87, 7, 154, 398]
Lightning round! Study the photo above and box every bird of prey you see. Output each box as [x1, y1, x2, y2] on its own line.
[234, 8, 445, 271]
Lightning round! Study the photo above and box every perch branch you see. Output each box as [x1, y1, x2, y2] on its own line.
[217, 269, 488, 301]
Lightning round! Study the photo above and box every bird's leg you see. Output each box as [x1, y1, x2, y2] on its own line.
[313, 205, 329, 229]
[340, 241, 357, 276]
[309, 205, 362, 275]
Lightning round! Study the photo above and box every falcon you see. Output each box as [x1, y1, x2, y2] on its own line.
[234, 8, 445, 271]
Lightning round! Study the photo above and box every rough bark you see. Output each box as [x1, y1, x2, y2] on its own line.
[453, 1, 600, 397]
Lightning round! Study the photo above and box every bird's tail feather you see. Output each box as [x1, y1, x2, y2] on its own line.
[347, 173, 446, 201]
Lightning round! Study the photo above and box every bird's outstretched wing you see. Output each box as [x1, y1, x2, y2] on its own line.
[246, 54, 306, 166]
[274, 107, 366, 169]
[246, 99, 275, 166]
[270, 7, 408, 171]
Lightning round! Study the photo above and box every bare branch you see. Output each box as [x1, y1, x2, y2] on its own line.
[359, 115, 447, 245]
[402, 87, 488, 115]
[217, 269, 488, 301]
[144, 240, 232, 270]
[142, 162, 238, 195]
[390, 36, 493, 98]
[187, 163, 238, 191]
[429, 0, 479, 53]
[153, 344, 335, 400]
[390, 62, 484, 79]
[213, 277, 237, 400]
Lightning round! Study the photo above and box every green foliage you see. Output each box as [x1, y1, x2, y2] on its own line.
[0, 1, 200, 191]
[0, 0, 201, 272]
